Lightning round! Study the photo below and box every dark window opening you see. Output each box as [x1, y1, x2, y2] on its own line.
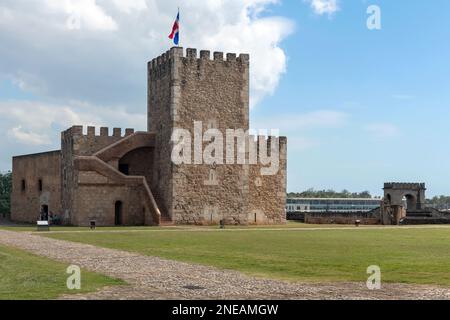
[21, 180, 26, 192]
[119, 164, 129, 175]
[115, 201, 123, 226]
[38, 179, 43, 192]
[40, 205, 49, 221]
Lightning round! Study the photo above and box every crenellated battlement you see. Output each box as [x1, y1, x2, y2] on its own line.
[64, 125, 135, 139]
[248, 135, 288, 157]
[62, 126, 137, 156]
[148, 47, 249, 75]
[384, 182, 426, 190]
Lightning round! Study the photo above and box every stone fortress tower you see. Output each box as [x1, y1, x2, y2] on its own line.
[11, 47, 287, 226]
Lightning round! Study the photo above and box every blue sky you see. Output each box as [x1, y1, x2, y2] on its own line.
[253, 0, 450, 196]
[1, 0, 449, 197]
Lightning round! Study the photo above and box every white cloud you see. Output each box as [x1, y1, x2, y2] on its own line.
[44, 0, 118, 31]
[111, 0, 148, 14]
[198, 16, 294, 106]
[8, 127, 52, 146]
[364, 123, 401, 140]
[0, 100, 146, 147]
[305, 0, 339, 16]
[0, 6, 13, 21]
[0, 0, 294, 108]
[0, 0, 294, 168]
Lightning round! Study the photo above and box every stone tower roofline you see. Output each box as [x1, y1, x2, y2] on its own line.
[384, 182, 426, 190]
[148, 47, 250, 72]
[63, 125, 136, 139]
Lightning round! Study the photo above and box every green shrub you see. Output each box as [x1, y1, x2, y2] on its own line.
[0, 172, 12, 218]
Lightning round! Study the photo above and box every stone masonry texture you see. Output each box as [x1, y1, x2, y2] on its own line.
[11, 47, 287, 226]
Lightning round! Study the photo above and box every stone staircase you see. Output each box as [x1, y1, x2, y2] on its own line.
[75, 155, 162, 226]
[74, 131, 167, 226]
[152, 192, 174, 226]
[401, 208, 450, 225]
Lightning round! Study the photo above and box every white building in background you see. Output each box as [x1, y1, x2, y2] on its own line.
[286, 198, 381, 213]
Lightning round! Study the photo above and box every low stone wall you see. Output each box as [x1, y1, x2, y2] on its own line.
[305, 212, 380, 225]
[287, 212, 305, 222]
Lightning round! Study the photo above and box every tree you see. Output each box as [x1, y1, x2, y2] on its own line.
[427, 195, 450, 210]
[287, 189, 373, 199]
[0, 172, 12, 218]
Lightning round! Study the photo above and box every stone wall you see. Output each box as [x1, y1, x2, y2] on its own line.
[384, 182, 426, 209]
[11, 151, 62, 223]
[305, 212, 380, 225]
[12, 47, 287, 227]
[60, 126, 158, 226]
[248, 136, 287, 225]
[72, 184, 149, 226]
[119, 147, 154, 185]
[147, 49, 177, 218]
[172, 49, 250, 225]
[148, 47, 287, 225]
[73, 156, 159, 226]
[67, 126, 133, 156]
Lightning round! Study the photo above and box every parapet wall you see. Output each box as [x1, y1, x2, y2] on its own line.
[65, 125, 135, 139]
[384, 182, 426, 190]
[148, 47, 250, 79]
[62, 125, 135, 157]
[247, 135, 287, 162]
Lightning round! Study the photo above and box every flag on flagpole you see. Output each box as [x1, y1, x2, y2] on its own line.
[168, 10, 180, 46]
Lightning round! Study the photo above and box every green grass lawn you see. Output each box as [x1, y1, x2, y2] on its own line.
[0, 222, 354, 233]
[43, 226, 450, 286]
[0, 245, 124, 300]
[0, 221, 342, 232]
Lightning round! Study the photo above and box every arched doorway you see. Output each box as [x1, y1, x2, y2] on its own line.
[115, 201, 123, 226]
[385, 194, 392, 205]
[403, 194, 417, 210]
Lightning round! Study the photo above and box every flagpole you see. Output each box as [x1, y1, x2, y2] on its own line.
[178, 7, 180, 48]
[169, 7, 181, 48]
